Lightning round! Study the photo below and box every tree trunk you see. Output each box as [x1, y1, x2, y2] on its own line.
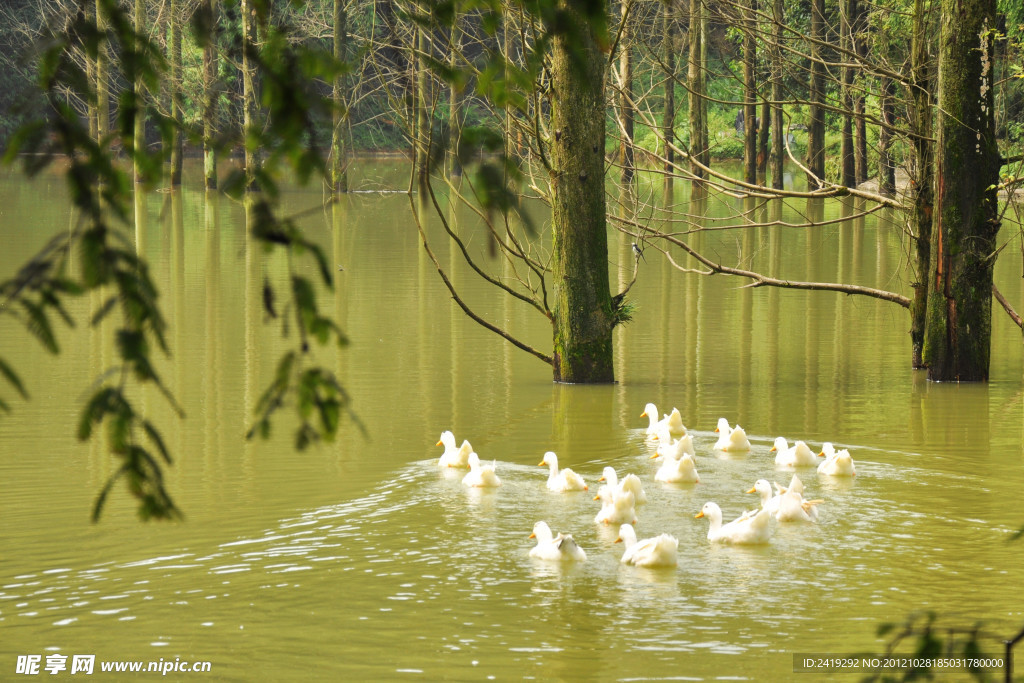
[332, 0, 349, 193]
[806, 0, 825, 187]
[133, 0, 145, 185]
[878, 76, 895, 196]
[202, 0, 219, 190]
[770, 0, 783, 189]
[550, 0, 615, 383]
[241, 0, 260, 192]
[86, 0, 97, 142]
[908, 0, 933, 368]
[618, 0, 635, 185]
[922, 0, 1001, 381]
[840, 0, 855, 187]
[853, 0, 868, 185]
[169, 0, 183, 187]
[96, 0, 109, 143]
[688, 0, 707, 194]
[743, 0, 757, 185]
[448, 13, 463, 178]
[757, 100, 769, 176]
[415, 25, 429, 197]
[662, 0, 675, 192]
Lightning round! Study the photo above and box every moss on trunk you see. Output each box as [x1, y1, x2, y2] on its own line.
[922, 0, 1000, 381]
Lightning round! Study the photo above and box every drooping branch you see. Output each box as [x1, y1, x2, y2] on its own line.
[410, 195, 553, 367]
[993, 284, 1024, 331]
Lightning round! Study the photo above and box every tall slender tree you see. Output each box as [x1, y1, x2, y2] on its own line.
[169, 0, 183, 187]
[332, 0, 349, 193]
[806, 0, 826, 187]
[202, 0, 220, 190]
[688, 0, 707, 194]
[618, 0, 635, 184]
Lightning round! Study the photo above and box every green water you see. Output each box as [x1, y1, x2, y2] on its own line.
[1, 160, 1023, 680]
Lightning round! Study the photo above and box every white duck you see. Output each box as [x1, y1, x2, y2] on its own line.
[436, 431, 473, 468]
[747, 479, 783, 515]
[529, 521, 587, 562]
[653, 427, 695, 460]
[771, 436, 820, 467]
[462, 452, 501, 488]
[594, 487, 638, 525]
[818, 444, 856, 476]
[615, 523, 679, 568]
[714, 418, 751, 452]
[771, 474, 822, 521]
[600, 466, 647, 505]
[539, 452, 588, 492]
[642, 404, 687, 439]
[695, 502, 772, 544]
[655, 451, 700, 484]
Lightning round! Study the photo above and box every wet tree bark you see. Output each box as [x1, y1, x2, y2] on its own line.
[878, 76, 895, 197]
[241, 0, 260, 192]
[922, 0, 1001, 381]
[662, 0, 675, 192]
[550, 0, 615, 383]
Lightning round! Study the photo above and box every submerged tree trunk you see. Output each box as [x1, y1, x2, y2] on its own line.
[662, 0, 675, 192]
[96, 0, 109, 143]
[415, 25, 429, 198]
[241, 0, 260, 192]
[922, 0, 1001, 381]
[133, 0, 145, 185]
[618, 0, 634, 184]
[448, 13, 463, 178]
[742, 0, 757, 185]
[688, 0, 707, 194]
[169, 0, 183, 187]
[806, 0, 826, 187]
[908, 0, 933, 368]
[550, 0, 615, 383]
[770, 0, 783, 189]
[878, 76, 895, 197]
[202, 0, 219, 190]
[331, 0, 349, 193]
[840, 0, 855, 187]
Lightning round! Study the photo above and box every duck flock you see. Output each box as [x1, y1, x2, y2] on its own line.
[436, 403, 856, 570]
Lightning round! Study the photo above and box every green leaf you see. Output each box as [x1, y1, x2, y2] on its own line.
[21, 299, 59, 354]
[0, 356, 29, 399]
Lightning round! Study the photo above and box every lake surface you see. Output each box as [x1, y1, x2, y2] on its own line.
[2, 159, 1023, 680]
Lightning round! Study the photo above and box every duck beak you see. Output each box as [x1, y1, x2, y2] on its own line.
[640, 410, 648, 418]
[436, 440, 443, 447]
[714, 427, 720, 433]
[593, 494, 600, 501]
[614, 537, 622, 544]
[650, 453, 660, 459]
[770, 446, 777, 452]
[694, 511, 705, 519]
[529, 532, 536, 539]
[746, 486, 756, 494]
[537, 461, 546, 467]
[818, 452, 826, 457]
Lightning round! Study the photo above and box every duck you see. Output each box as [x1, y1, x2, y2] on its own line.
[770, 474, 822, 522]
[771, 436, 820, 467]
[818, 444, 856, 476]
[695, 502, 772, 544]
[655, 451, 700, 483]
[641, 404, 687, 439]
[529, 521, 587, 562]
[436, 431, 473, 468]
[462, 452, 501, 488]
[653, 427, 695, 460]
[539, 452, 588, 492]
[615, 523, 679, 568]
[600, 466, 647, 505]
[714, 418, 751, 452]
[594, 487, 638, 525]
[747, 479, 782, 515]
